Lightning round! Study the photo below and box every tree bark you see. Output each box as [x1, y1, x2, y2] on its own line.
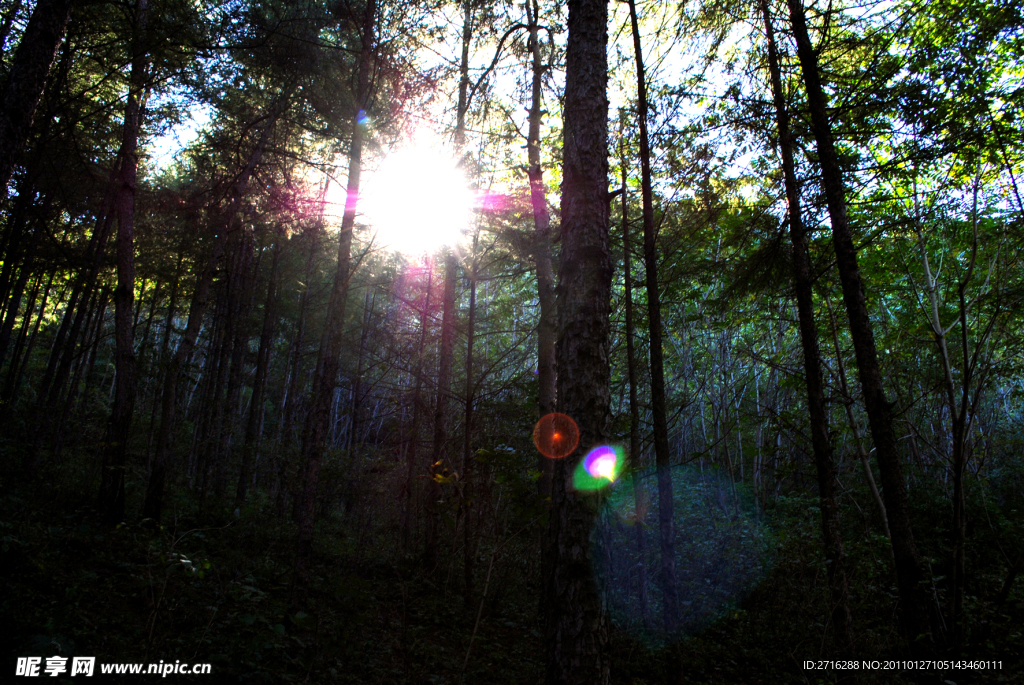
[545, 1, 611, 682]
[786, 0, 938, 650]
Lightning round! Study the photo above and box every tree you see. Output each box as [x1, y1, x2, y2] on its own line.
[97, 0, 150, 526]
[759, 0, 854, 656]
[293, 0, 378, 597]
[785, 0, 939, 650]
[625, 0, 680, 636]
[526, 0, 557, 496]
[0, 0, 75, 199]
[544, 0, 611, 682]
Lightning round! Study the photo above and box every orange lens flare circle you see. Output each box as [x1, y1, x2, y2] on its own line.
[533, 413, 580, 459]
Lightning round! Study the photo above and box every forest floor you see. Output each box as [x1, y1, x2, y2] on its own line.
[1, 461, 1021, 684]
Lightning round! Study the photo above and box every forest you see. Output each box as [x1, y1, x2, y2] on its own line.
[0, 0, 1022, 682]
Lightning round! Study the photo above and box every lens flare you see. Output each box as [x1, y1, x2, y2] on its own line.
[593, 465, 771, 645]
[533, 413, 579, 459]
[574, 445, 625, 491]
[586, 447, 618, 480]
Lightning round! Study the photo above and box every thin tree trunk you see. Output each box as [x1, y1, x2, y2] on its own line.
[626, 0, 679, 636]
[0, 228, 39, 368]
[426, 250, 456, 569]
[275, 226, 319, 516]
[347, 287, 374, 461]
[402, 263, 431, 549]
[214, 232, 254, 499]
[425, 0, 474, 571]
[97, 0, 148, 525]
[293, 0, 376, 597]
[72, 286, 108, 421]
[41, 180, 117, 408]
[824, 293, 890, 537]
[461, 232, 478, 605]
[786, 0, 938, 649]
[620, 132, 651, 630]
[146, 253, 182, 465]
[0, 183, 34, 316]
[2, 272, 41, 385]
[142, 90, 292, 521]
[761, 0, 855, 657]
[545, 1, 611, 682]
[237, 238, 280, 506]
[4, 271, 53, 406]
[526, 0, 556, 497]
[915, 173, 989, 651]
[135, 280, 160, 387]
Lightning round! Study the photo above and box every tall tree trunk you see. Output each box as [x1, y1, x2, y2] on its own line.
[0, 0, 74, 199]
[545, 1, 610, 683]
[426, 250, 456, 569]
[41, 179, 117, 408]
[0, 227, 39, 368]
[275, 226, 319, 516]
[3, 271, 53, 406]
[142, 90, 292, 521]
[2, 272, 41, 385]
[526, 0, 557, 497]
[347, 287, 374, 462]
[625, 0, 679, 636]
[425, 0, 474, 571]
[293, 0, 376, 597]
[620, 132, 651, 630]
[786, 0, 938, 650]
[214, 233, 255, 499]
[236, 238, 280, 506]
[461, 232, 478, 605]
[97, 0, 148, 526]
[147, 250, 182, 465]
[914, 174, 990, 651]
[402, 263, 431, 549]
[760, 0, 855, 657]
[824, 293, 890, 537]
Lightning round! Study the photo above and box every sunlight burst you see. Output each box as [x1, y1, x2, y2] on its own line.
[358, 136, 472, 256]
